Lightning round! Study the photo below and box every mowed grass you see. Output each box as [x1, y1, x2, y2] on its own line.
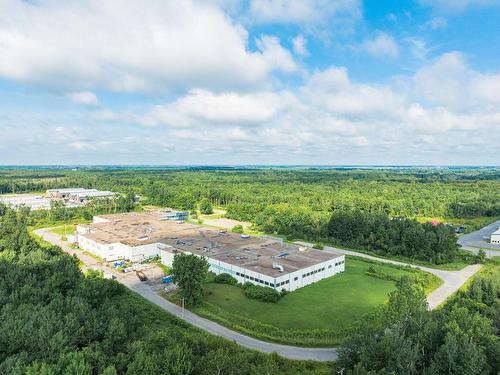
[50, 226, 76, 236]
[196, 257, 419, 331]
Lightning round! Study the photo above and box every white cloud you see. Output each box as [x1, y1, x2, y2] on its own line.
[67, 91, 99, 106]
[292, 35, 309, 56]
[0, 0, 297, 93]
[145, 89, 283, 127]
[361, 32, 399, 60]
[256, 35, 298, 73]
[424, 17, 448, 29]
[248, 0, 360, 25]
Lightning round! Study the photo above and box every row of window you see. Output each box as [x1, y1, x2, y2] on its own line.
[335, 260, 345, 266]
[236, 271, 270, 286]
[302, 267, 326, 278]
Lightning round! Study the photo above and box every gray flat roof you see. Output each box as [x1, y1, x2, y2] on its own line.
[80, 210, 343, 277]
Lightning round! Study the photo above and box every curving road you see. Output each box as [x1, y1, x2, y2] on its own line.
[294, 241, 483, 310]
[457, 220, 500, 258]
[34, 227, 482, 362]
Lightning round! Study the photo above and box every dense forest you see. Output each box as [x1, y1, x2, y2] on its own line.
[1, 167, 499, 263]
[338, 269, 499, 374]
[0, 207, 330, 374]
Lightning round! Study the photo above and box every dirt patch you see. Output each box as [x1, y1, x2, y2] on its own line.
[202, 217, 252, 230]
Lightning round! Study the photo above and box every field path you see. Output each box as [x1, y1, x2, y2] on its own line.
[34, 227, 482, 362]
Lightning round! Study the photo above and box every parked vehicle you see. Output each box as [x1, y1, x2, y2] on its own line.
[136, 271, 148, 281]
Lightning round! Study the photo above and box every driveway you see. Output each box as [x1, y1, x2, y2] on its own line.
[35, 227, 483, 362]
[34, 227, 338, 362]
[295, 242, 483, 310]
[457, 220, 500, 258]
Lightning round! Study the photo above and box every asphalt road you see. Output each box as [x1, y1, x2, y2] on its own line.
[457, 220, 500, 258]
[34, 227, 338, 362]
[35, 227, 483, 362]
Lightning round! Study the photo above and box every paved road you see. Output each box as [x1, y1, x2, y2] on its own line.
[34, 227, 338, 362]
[457, 220, 500, 258]
[35, 227, 483, 362]
[295, 242, 483, 309]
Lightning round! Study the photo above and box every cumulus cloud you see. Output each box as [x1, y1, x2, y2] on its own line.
[144, 89, 283, 127]
[361, 32, 399, 60]
[67, 91, 99, 106]
[86, 51, 496, 163]
[0, 0, 296, 93]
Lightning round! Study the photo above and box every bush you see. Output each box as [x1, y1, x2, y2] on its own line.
[231, 224, 244, 234]
[205, 271, 216, 283]
[313, 243, 324, 250]
[243, 283, 281, 303]
[214, 273, 237, 285]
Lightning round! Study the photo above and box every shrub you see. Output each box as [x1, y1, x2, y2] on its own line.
[205, 271, 216, 283]
[214, 273, 237, 285]
[231, 225, 244, 234]
[313, 243, 324, 250]
[243, 283, 281, 303]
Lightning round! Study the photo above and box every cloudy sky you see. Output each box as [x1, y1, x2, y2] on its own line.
[1, 0, 499, 165]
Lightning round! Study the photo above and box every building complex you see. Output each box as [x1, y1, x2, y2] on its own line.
[75, 210, 345, 292]
[0, 187, 116, 210]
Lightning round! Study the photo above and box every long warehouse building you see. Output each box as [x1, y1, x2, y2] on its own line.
[75, 210, 345, 292]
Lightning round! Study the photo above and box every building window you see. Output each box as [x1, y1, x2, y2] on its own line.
[294, 276, 298, 281]
[328, 265, 332, 269]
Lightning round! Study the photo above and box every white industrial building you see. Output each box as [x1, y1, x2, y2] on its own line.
[491, 227, 500, 244]
[75, 211, 345, 292]
[47, 188, 116, 205]
[0, 195, 51, 210]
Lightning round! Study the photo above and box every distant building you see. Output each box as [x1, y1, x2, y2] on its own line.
[46, 188, 87, 199]
[0, 195, 51, 210]
[491, 227, 500, 244]
[159, 209, 189, 221]
[46, 188, 116, 206]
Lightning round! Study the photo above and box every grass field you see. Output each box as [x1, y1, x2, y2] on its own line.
[50, 226, 76, 236]
[322, 244, 471, 271]
[190, 257, 441, 346]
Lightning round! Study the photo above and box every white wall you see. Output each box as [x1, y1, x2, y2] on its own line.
[159, 249, 345, 292]
[78, 234, 163, 262]
[491, 234, 500, 244]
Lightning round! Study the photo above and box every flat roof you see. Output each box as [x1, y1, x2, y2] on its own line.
[79, 211, 343, 277]
[492, 227, 500, 235]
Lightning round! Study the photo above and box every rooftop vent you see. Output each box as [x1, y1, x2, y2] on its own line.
[272, 263, 284, 272]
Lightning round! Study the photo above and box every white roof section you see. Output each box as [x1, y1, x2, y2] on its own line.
[46, 188, 87, 193]
[492, 227, 500, 235]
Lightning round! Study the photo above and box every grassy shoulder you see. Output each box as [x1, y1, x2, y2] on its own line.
[172, 257, 441, 347]
[317, 242, 471, 271]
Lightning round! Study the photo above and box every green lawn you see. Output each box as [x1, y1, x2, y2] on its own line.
[50, 226, 76, 236]
[191, 257, 440, 346]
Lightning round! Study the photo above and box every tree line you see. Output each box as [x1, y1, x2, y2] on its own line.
[0, 207, 330, 374]
[337, 269, 499, 374]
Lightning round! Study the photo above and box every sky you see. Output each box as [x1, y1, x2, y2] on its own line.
[0, 0, 499, 166]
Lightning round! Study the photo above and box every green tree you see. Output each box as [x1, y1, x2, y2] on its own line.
[171, 253, 209, 307]
[231, 224, 244, 234]
[199, 198, 213, 215]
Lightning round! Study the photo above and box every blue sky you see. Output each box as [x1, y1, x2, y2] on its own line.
[0, 0, 499, 165]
